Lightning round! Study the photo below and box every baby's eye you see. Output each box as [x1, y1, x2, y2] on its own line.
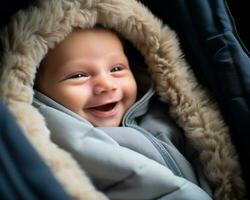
[110, 66, 123, 72]
[69, 73, 88, 79]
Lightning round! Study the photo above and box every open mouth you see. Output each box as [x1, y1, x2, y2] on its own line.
[87, 102, 118, 118]
[91, 102, 117, 112]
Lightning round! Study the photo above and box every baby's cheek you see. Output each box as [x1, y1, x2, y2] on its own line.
[51, 87, 81, 109]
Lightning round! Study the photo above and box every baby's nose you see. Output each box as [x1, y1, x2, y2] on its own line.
[93, 76, 117, 95]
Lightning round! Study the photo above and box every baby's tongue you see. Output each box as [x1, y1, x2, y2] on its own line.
[92, 103, 116, 111]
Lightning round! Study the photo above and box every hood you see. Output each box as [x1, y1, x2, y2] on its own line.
[0, 0, 245, 199]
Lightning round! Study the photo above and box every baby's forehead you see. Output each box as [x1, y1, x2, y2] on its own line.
[72, 26, 122, 41]
[42, 38, 124, 67]
[50, 27, 123, 54]
[37, 27, 127, 73]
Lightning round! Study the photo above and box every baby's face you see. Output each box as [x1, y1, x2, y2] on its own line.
[36, 28, 137, 126]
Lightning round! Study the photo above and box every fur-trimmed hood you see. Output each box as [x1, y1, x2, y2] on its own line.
[0, 0, 246, 199]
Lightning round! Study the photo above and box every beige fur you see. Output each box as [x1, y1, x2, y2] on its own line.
[0, 0, 246, 199]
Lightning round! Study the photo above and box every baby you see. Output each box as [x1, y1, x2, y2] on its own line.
[33, 27, 212, 199]
[35, 27, 137, 127]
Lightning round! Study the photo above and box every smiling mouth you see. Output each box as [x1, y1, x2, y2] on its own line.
[91, 102, 117, 111]
[87, 102, 118, 118]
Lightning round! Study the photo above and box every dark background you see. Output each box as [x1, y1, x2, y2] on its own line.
[226, 0, 249, 51]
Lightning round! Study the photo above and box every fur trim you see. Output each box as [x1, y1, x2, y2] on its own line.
[0, 0, 245, 199]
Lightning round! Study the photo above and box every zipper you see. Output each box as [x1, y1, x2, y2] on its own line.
[122, 87, 155, 125]
[126, 124, 184, 177]
[123, 87, 184, 177]
[122, 91, 183, 177]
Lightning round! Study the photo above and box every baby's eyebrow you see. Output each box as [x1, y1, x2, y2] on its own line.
[109, 54, 129, 64]
[57, 61, 88, 75]
[63, 59, 87, 67]
[59, 60, 90, 71]
[59, 52, 128, 70]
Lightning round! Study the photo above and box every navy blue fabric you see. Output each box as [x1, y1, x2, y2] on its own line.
[0, 99, 71, 200]
[142, 0, 250, 197]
